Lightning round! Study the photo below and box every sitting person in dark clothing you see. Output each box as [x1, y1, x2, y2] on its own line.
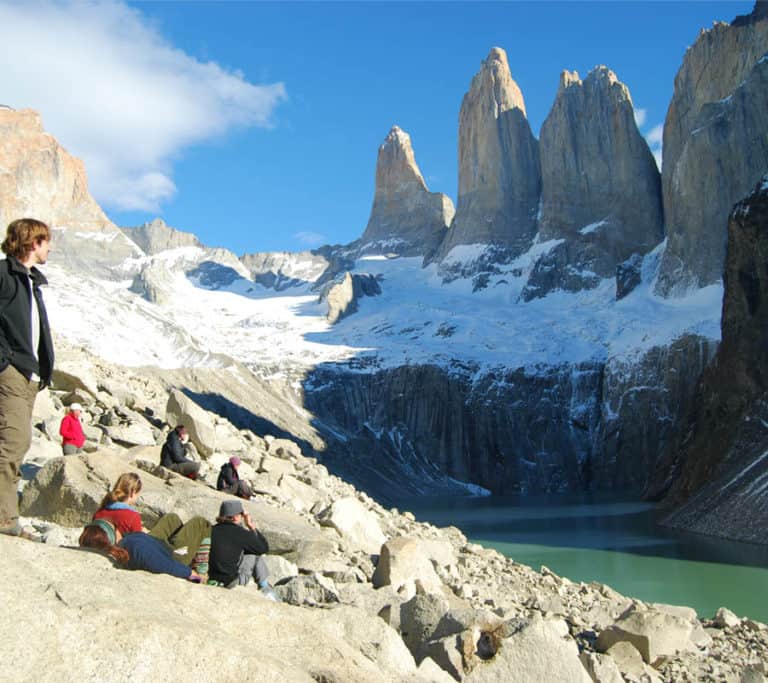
[160, 425, 200, 479]
[79, 513, 211, 582]
[216, 456, 252, 499]
[209, 499, 279, 600]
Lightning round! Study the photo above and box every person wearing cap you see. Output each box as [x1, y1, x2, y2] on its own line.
[216, 455, 252, 499]
[79, 513, 211, 582]
[208, 499, 279, 600]
[59, 403, 86, 455]
[0, 218, 54, 541]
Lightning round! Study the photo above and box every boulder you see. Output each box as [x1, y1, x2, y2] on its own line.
[165, 389, 216, 457]
[615, 253, 643, 300]
[578, 651, 624, 683]
[32, 388, 58, 424]
[714, 607, 741, 629]
[275, 573, 340, 607]
[0, 535, 431, 682]
[267, 438, 303, 460]
[260, 554, 299, 585]
[604, 641, 662, 683]
[317, 497, 387, 555]
[400, 591, 451, 661]
[359, 125, 454, 257]
[464, 614, 592, 682]
[104, 422, 156, 447]
[259, 454, 296, 477]
[596, 606, 711, 665]
[372, 536, 445, 595]
[278, 475, 320, 512]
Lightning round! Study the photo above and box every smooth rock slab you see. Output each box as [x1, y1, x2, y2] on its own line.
[318, 496, 387, 555]
[372, 536, 445, 595]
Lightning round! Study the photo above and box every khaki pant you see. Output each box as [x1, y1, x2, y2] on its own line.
[0, 366, 38, 526]
[148, 512, 211, 566]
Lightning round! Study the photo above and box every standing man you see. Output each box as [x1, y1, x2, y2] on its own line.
[0, 218, 54, 539]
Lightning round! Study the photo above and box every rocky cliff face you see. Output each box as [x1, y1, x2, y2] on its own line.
[0, 108, 139, 275]
[304, 336, 714, 496]
[121, 217, 201, 255]
[652, 178, 768, 543]
[321, 272, 382, 324]
[437, 48, 540, 262]
[656, 3, 768, 296]
[360, 126, 454, 258]
[525, 68, 663, 300]
[240, 249, 340, 291]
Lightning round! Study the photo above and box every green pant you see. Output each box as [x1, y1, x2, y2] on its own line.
[149, 513, 211, 566]
[0, 366, 38, 527]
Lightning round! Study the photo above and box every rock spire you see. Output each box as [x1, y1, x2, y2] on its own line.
[655, 2, 768, 296]
[360, 126, 454, 257]
[438, 47, 541, 260]
[524, 66, 662, 299]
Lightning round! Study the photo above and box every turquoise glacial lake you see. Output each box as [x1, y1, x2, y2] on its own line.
[395, 494, 768, 624]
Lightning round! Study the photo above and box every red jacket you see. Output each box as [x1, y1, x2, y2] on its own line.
[60, 413, 85, 448]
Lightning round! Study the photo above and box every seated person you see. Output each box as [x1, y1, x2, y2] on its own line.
[216, 456, 252, 499]
[160, 425, 200, 479]
[92, 472, 146, 535]
[79, 513, 211, 582]
[209, 499, 278, 600]
[59, 403, 86, 455]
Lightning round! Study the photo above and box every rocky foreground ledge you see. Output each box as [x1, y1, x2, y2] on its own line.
[1, 354, 766, 682]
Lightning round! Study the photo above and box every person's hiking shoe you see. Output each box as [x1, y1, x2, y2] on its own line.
[259, 580, 281, 602]
[0, 521, 43, 542]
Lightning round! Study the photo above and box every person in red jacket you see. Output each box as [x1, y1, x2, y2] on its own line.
[59, 403, 85, 455]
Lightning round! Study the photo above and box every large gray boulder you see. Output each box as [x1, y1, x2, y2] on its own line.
[0, 536, 430, 683]
[359, 126, 454, 257]
[596, 605, 711, 665]
[165, 389, 217, 457]
[656, 3, 768, 296]
[438, 47, 540, 261]
[526, 66, 662, 300]
[317, 496, 387, 554]
[372, 536, 445, 596]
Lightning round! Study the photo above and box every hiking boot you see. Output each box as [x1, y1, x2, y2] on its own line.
[0, 521, 43, 542]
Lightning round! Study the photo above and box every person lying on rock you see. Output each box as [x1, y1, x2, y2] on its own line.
[216, 456, 253, 500]
[59, 402, 85, 455]
[92, 472, 148, 535]
[208, 499, 279, 600]
[160, 425, 200, 480]
[79, 513, 211, 581]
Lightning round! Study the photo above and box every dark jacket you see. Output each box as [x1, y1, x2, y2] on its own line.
[119, 532, 191, 579]
[0, 256, 54, 386]
[216, 462, 239, 491]
[160, 429, 192, 468]
[209, 521, 268, 586]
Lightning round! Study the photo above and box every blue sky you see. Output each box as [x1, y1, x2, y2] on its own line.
[0, 1, 754, 255]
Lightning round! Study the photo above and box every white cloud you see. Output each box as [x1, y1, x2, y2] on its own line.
[645, 123, 664, 170]
[294, 231, 327, 246]
[634, 108, 647, 128]
[0, 0, 286, 212]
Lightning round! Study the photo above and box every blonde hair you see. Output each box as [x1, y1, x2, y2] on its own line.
[2, 218, 50, 260]
[99, 473, 142, 510]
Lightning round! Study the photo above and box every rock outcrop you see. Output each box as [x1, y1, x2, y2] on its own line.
[360, 126, 454, 258]
[240, 249, 339, 290]
[656, 2, 768, 296]
[121, 217, 202, 255]
[652, 177, 768, 543]
[438, 48, 540, 262]
[321, 271, 381, 324]
[525, 67, 663, 300]
[0, 108, 139, 274]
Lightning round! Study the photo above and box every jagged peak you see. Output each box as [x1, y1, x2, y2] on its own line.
[471, 46, 527, 118]
[557, 65, 631, 104]
[382, 125, 412, 151]
[375, 125, 426, 191]
[559, 69, 581, 91]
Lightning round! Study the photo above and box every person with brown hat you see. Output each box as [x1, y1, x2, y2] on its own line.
[0, 218, 54, 541]
[208, 499, 279, 600]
